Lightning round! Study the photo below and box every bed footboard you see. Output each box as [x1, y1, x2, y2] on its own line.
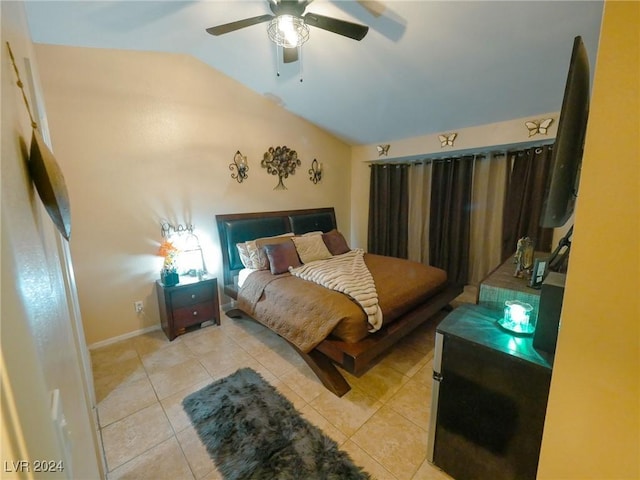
[315, 283, 462, 377]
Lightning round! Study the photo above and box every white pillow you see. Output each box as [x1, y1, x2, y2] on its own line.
[237, 268, 257, 288]
[292, 235, 332, 263]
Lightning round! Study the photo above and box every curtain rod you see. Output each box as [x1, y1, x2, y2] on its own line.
[368, 153, 494, 167]
[366, 140, 554, 166]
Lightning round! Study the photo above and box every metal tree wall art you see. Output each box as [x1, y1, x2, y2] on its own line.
[261, 146, 301, 190]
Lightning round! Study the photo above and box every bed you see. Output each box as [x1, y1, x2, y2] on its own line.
[216, 207, 463, 396]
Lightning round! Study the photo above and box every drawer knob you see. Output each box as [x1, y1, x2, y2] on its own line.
[191, 294, 196, 299]
[192, 311, 198, 316]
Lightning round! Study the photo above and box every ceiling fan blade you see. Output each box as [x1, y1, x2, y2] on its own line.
[283, 47, 298, 63]
[206, 14, 273, 36]
[303, 12, 369, 41]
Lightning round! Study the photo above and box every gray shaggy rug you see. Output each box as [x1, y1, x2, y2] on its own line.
[182, 368, 371, 480]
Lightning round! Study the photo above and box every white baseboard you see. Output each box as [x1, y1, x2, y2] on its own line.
[87, 303, 234, 350]
[87, 324, 161, 350]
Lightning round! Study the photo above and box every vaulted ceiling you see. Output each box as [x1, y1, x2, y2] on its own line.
[24, 1, 604, 145]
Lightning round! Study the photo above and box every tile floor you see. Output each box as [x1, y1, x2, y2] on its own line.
[91, 287, 476, 480]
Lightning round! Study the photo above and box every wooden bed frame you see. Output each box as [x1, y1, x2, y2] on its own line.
[216, 207, 462, 396]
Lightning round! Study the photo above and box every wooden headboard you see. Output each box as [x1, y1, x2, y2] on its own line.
[215, 207, 337, 297]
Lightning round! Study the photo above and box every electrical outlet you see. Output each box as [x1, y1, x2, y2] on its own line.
[134, 301, 143, 313]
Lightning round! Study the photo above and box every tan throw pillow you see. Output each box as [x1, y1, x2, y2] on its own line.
[264, 241, 301, 275]
[246, 233, 294, 270]
[292, 234, 332, 263]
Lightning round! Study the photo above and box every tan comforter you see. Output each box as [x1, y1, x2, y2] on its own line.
[237, 253, 447, 353]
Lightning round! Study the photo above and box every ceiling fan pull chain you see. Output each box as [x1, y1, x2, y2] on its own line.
[299, 46, 303, 83]
[276, 43, 281, 77]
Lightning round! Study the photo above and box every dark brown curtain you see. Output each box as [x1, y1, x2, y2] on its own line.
[368, 164, 409, 258]
[501, 145, 554, 260]
[429, 156, 474, 285]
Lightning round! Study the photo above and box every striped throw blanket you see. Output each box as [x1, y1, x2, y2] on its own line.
[289, 249, 383, 332]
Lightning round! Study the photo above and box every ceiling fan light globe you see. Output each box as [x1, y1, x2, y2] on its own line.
[267, 15, 309, 48]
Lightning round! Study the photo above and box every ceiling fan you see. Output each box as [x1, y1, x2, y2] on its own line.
[205, 0, 369, 64]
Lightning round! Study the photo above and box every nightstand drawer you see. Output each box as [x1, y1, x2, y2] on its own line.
[171, 282, 215, 307]
[173, 301, 217, 329]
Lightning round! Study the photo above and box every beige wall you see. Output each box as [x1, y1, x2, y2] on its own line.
[538, 1, 639, 478]
[1, 2, 102, 477]
[34, 45, 352, 345]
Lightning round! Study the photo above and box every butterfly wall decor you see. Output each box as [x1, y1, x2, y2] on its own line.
[376, 144, 390, 156]
[525, 118, 554, 137]
[438, 133, 457, 147]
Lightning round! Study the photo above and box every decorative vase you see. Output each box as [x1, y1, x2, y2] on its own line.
[161, 270, 179, 287]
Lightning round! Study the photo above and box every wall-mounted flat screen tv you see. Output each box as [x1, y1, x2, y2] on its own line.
[540, 36, 590, 228]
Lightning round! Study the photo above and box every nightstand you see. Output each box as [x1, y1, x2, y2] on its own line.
[156, 276, 220, 340]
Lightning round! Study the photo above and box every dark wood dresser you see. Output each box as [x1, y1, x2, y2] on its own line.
[156, 276, 220, 340]
[428, 304, 553, 480]
[477, 253, 548, 313]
